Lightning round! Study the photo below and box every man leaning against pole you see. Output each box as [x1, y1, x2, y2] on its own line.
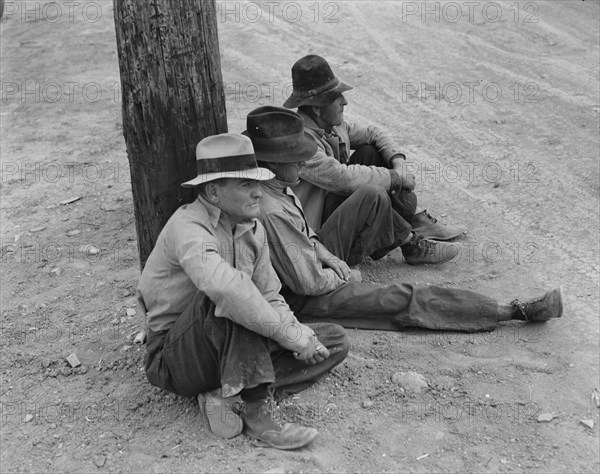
[136, 133, 349, 450]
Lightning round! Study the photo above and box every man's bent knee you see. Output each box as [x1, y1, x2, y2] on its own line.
[352, 184, 389, 202]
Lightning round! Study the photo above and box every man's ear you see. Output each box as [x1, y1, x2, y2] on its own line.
[311, 105, 321, 118]
[203, 182, 220, 204]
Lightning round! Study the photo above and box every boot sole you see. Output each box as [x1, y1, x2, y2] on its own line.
[245, 428, 318, 450]
[412, 226, 466, 241]
[404, 243, 461, 265]
[546, 286, 564, 319]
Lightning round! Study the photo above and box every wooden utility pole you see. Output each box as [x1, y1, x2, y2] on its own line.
[113, 0, 227, 267]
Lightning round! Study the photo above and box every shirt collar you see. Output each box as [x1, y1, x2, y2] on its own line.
[262, 179, 287, 193]
[263, 179, 301, 199]
[196, 195, 222, 229]
[297, 111, 326, 137]
[297, 110, 340, 139]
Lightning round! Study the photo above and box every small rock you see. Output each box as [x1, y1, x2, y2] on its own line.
[24, 414, 34, 423]
[121, 345, 132, 352]
[60, 197, 82, 205]
[362, 400, 374, 408]
[30, 226, 46, 232]
[537, 413, 554, 422]
[79, 244, 100, 255]
[391, 371, 428, 394]
[66, 229, 81, 236]
[126, 308, 136, 317]
[93, 454, 106, 467]
[49, 268, 64, 277]
[580, 419, 594, 429]
[60, 367, 72, 377]
[133, 330, 147, 345]
[66, 353, 81, 368]
[78, 365, 88, 375]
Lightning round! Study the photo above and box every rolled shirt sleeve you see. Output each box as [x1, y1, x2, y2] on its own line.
[299, 144, 393, 195]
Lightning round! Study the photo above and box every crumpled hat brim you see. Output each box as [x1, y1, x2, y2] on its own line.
[283, 81, 353, 109]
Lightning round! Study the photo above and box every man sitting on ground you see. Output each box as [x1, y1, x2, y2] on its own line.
[245, 106, 563, 332]
[283, 54, 466, 266]
[137, 133, 349, 450]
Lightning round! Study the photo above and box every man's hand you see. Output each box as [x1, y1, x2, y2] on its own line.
[315, 242, 351, 282]
[393, 167, 416, 191]
[348, 269, 362, 283]
[292, 324, 330, 365]
[392, 159, 416, 191]
[324, 256, 351, 282]
[398, 171, 416, 191]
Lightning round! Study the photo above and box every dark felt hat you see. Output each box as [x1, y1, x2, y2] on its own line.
[243, 106, 317, 163]
[283, 55, 353, 108]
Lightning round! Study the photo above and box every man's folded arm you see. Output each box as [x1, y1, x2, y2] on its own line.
[174, 222, 303, 350]
[300, 146, 393, 195]
[344, 120, 405, 164]
[261, 211, 345, 296]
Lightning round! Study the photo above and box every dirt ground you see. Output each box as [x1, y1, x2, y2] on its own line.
[1, 1, 599, 472]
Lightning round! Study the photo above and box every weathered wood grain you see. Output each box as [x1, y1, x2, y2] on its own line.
[113, 0, 227, 267]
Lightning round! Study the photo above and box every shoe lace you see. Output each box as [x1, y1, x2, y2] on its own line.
[414, 234, 439, 258]
[424, 210, 438, 223]
[413, 234, 428, 252]
[234, 395, 284, 427]
[232, 400, 245, 416]
[265, 397, 285, 427]
[510, 299, 528, 319]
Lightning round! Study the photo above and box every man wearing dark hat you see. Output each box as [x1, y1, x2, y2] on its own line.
[283, 54, 466, 265]
[246, 106, 564, 333]
[137, 133, 349, 450]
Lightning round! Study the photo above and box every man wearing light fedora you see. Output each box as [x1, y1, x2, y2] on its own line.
[136, 133, 349, 450]
[246, 106, 564, 333]
[283, 54, 466, 265]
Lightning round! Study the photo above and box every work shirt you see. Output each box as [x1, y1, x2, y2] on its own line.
[295, 111, 405, 231]
[259, 179, 345, 296]
[137, 196, 301, 347]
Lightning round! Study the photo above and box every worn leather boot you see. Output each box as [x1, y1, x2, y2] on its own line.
[411, 210, 466, 241]
[240, 399, 318, 450]
[512, 287, 564, 321]
[401, 233, 460, 265]
[197, 389, 243, 439]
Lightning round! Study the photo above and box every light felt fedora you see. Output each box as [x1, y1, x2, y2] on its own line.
[181, 133, 274, 187]
[283, 55, 353, 109]
[243, 106, 317, 163]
